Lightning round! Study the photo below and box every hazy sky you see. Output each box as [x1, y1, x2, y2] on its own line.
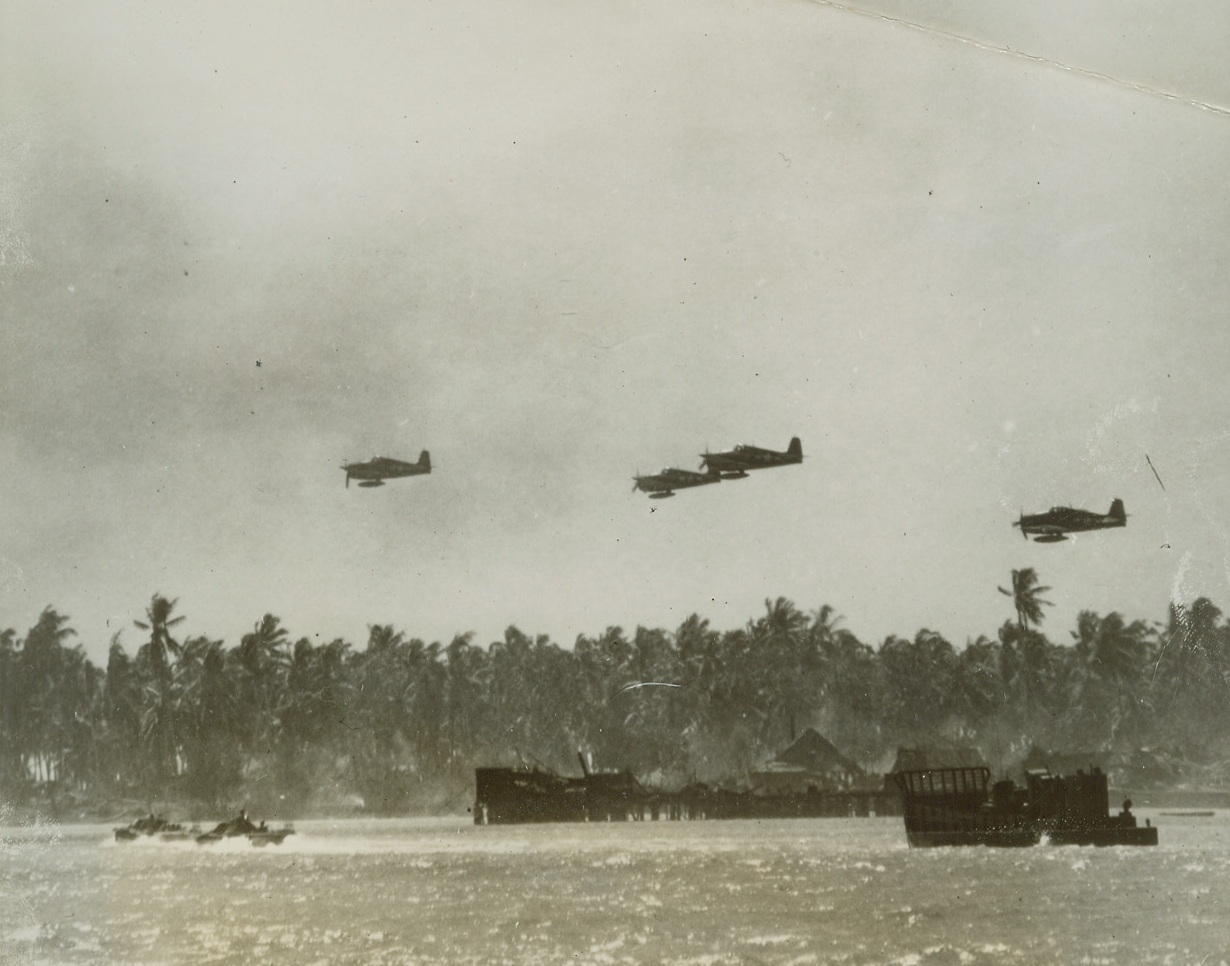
[3, 0, 1229, 664]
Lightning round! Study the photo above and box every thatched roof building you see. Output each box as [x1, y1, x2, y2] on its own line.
[752, 729, 866, 792]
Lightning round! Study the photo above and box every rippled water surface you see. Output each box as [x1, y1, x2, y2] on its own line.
[2, 811, 1227, 964]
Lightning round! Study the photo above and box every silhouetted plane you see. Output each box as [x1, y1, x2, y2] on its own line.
[633, 467, 721, 499]
[700, 437, 802, 479]
[1014, 499, 1126, 542]
[342, 451, 431, 488]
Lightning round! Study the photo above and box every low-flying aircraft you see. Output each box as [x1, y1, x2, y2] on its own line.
[1014, 499, 1127, 542]
[632, 467, 721, 499]
[342, 451, 431, 488]
[700, 436, 803, 479]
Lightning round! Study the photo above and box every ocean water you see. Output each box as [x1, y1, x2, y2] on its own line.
[1, 811, 1226, 965]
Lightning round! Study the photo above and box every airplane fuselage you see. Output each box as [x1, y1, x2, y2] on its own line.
[347, 462, 419, 481]
[700, 437, 803, 476]
[1015, 500, 1126, 541]
[343, 451, 431, 488]
[633, 468, 720, 498]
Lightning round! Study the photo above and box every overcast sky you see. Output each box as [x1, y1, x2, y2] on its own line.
[3, 0, 1229, 664]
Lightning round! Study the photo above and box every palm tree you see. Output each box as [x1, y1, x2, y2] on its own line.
[101, 636, 142, 793]
[878, 629, 958, 742]
[0, 627, 22, 786]
[55, 647, 104, 792]
[443, 632, 487, 766]
[1069, 610, 1152, 747]
[21, 608, 82, 785]
[740, 597, 816, 750]
[953, 635, 1006, 731]
[998, 568, 1053, 631]
[818, 625, 881, 762]
[135, 595, 186, 680]
[134, 594, 186, 792]
[234, 614, 291, 760]
[809, 604, 845, 644]
[805, 605, 845, 715]
[178, 636, 241, 807]
[1153, 598, 1228, 746]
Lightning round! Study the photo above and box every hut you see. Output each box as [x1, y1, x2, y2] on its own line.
[752, 728, 865, 793]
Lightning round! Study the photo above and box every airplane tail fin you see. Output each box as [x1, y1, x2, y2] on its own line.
[1109, 498, 1126, 522]
[419, 450, 431, 471]
[787, 436, 802, 459]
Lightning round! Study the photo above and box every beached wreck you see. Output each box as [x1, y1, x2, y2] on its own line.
[893, 765, 1158, 847]
[474, 760, 649, 824]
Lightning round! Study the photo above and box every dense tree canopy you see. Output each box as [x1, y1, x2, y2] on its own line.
[2, 583, 1228, 815]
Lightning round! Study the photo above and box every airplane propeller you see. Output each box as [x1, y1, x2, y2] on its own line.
[342, 463, 351, 488]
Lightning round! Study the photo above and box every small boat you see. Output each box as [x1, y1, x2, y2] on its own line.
[894, 765, 1158, 847]
[114, 814, 197, 843]
[1160, 810, 1215, 817]
[195, 812, 294, 846]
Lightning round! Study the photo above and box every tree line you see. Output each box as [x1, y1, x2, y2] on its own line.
[2, 570, 1228, 816]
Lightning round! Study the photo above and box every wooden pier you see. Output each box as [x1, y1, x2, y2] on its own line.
[473, 765, 901, 825]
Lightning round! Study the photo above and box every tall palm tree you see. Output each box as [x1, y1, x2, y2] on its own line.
[878, 629, 958, 741]
[998, 568, 1053, 631]
[134, 595, 186, 680]
[55, 646, 104, 791]
[953, 634, 1005, 730]
[809, 604, 845, 644]
[101, 636, 142, 793]
[806, 605, 845, 712]
[178, 636, 241, 807]
[21, 608, 80, 785]
[750, 597, 813, 746]
[0, 627, 22, 785]
[818, 625, 880, 761]
[443, 632, 486, 766]
[134, 594, 186, 792]
[1070, 610, 1151, 747]
[234, 614, 291, 758]
[1155, 598, 1226, 743]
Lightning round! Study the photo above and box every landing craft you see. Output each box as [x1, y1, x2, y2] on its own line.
[1014, 499, 1127, 542]
[633, 467, 721, 499]
[342, 451, 431, 488]
[700, 437, 802, 479]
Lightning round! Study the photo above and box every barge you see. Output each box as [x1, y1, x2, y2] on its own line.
[893, 765, 1158, 847]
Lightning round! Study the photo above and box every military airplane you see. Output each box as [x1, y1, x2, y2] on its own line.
[1013, 499, 1127, 542]
[342, 451, 431, 488]
[632, 467, 721, 499]
[700, 437, 803, 479]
